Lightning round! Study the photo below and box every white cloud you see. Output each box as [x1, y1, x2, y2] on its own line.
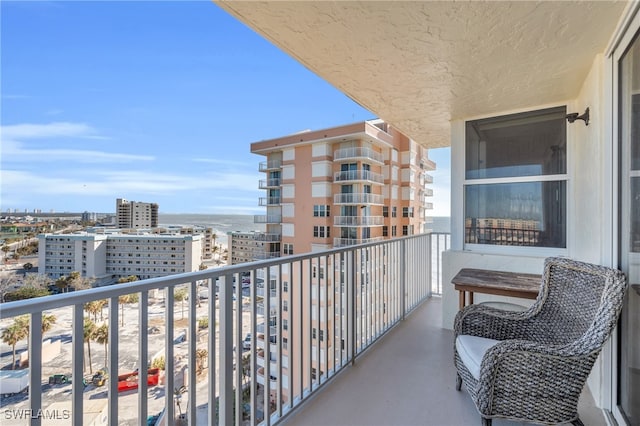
[1, 122, 98, 140]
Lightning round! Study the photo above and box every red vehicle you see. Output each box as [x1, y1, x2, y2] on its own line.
[117, 368, 161, 392]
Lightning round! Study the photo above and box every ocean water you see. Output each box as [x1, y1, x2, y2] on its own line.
[159, 214, 450, 245]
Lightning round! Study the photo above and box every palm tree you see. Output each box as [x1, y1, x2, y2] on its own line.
[118, 293, 139, 326]
[174, 288, 188, 320]
[85, 299, 106, 322]
[41, 313, 57, 336]
[55, 276, 70, 293]
[195, 348, 208, 374]
[83, 318, 96, 374]
[93, 323, 109, 367]
[1, 321, 28, 369]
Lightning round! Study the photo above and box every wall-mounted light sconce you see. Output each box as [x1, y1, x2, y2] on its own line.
[566, 108, 590, 126]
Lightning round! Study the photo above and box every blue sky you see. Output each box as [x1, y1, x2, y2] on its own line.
[1, 1, 450, 216]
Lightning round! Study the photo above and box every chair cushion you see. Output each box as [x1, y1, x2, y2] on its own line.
[456, 335, 500, 380]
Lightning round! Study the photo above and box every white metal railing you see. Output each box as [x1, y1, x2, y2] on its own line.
[332, 237, 385, 247]
[333, 170, 384, 184]
[253, 233, 282, 242]
[0, 233, 449, 425]
[259, 197, 281, 206]
[333, 216, 384, 227]
[333, 193, 385, 205]
[259, 179, 282, 189]
[333, 147, 384, 163]
[254, 215, 282, 224]
[259, 161, 282, 172]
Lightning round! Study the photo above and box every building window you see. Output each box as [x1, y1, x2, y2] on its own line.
[283, 337, 288, 350]
[319, 330, 324, 341]
[392, 207, 397, 217]
[465, 106, 567, 248]
[283, 281, 288, 292]
[283, 244, 293, 255]
[312, 328, 317, 339]
[402, 225, 408, 236]
[383, 206, 389, 217]
[283, 319, 288, 331]
[283, 300, 288, 312]
[313, 205, 330, 217]
[313, 226, 330, 238]
[391, 226, 397, 237]
[402, 207, 414, 218]
[382, 226, 388, 237]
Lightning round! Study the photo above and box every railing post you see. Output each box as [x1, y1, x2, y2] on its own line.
[108, 297, 119, 426]
[138, 291, 149, 424]
[219, 274, 233, 425]
[29, 311, 42, 426]
[349, 249, 356, 365]
[400, 239, 406, 320]
[72, 304, 84, 426]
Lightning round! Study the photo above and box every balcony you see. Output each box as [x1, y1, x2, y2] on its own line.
[333, 216, 384, 227]
[259, 178, 281, 189]
[254, 214, 282, 224]
[253, 233, 282, 242]
[259, 160, 282, 172]
[333, 147, 384, 164]
[0, 233, 470, 426]
[333, 236, 384, 246]
[333, 193, 384, 205]
[333, 170, 384, 185]
[253, 250, 281, 260]
[258, 197, 281, 206]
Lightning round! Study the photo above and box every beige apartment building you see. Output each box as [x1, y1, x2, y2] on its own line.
[116, 198, 159, 229]
[242, 119, 435, 259]
[238, 119, 435, 398]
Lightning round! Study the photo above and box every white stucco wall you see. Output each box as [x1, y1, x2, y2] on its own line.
[442, 53, 614, 409]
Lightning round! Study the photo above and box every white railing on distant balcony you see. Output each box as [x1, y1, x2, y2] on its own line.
[423, 173, 434, 184]
[0, 232, 449, 426]
[253, 233, 282, 242]
[333, 216, 384, 227]
[332, 236, 385, 247]
[259, 161, 282, 172]
[259, 179, 282, 189]
[333, 193, 385, 205]
[259, 197, 281, 206]
[253, 251, 282, 260]
[333, 147, 384, 164]
[254, 215, 282, 224]
[333, 170, 384, 184]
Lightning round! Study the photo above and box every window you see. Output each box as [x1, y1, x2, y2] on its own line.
[283, 244, 293, 255]
[391, 226, 397, 237]
[283, 319, 288, 331]
[383, 206, 389, 217]
[465, 106, 567, 248]
[319, 330, 324, 341]
[312, 328, 317, 339]
[382, 226, 388, 237]
[283, 300, 288, 312]
[402, 207, 409, 217]
[313, 205, 330, 217]
[283, 337, 288, 350]
[392, 207, 397, 217]
[283, 281, 288, 292]
[313, 226, 330, 238]
[402, 225, 408, 236]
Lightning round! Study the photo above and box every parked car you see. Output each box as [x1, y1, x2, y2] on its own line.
[243, 333, 251, 350]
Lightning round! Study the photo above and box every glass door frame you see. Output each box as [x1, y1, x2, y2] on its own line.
[610, 3, 640, 424]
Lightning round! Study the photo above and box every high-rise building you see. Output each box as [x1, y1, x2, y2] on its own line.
[116, 198, 159, 229]
[232, 119, 435, 398]
[237, 119, 434, 259]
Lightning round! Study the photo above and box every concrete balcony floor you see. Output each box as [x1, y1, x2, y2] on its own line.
[284, 298, 605, 426]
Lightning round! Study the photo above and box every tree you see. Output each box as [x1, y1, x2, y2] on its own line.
[118, 293, 139, 326]
[23, 273, 52, 289]
[196, 348, 208, 374]
[174, 287, 188, 320]
[83, 318, 96, 374]
[199, 263, 208, 271]
[2, 321, 28, 369]
[55, 276, 70, 293]
[23, 262, 33, 271]
[41, 314, 57, 336]
[93, 323, 109, 367]
[85, 299, 107, 322]
[4, 286, 51, 301]
[0, 273, 17, 302]
[1, 245, 11, 263]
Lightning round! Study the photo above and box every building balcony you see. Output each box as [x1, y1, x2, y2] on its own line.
[333, 236, 384, 246]
[333, 193, 384, 205]
[254, 214, 282, 224]
[259, 178, 281, 189]
[333, 216, 384, 227]
[259, 160, 282, 172]
[253, 232, 281, 242]
[333, 147, 384, 164]
[7, 233, 536, 426]
[258, 196, 281, 206]
[422, 173, 434, 184]
[333, 170, 384, 185]
[253, 250, 281, 260]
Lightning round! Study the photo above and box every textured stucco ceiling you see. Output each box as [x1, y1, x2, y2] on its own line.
[216, 1, 627, 148]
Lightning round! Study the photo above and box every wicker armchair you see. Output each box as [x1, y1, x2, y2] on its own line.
[454, 257, 628, 426]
